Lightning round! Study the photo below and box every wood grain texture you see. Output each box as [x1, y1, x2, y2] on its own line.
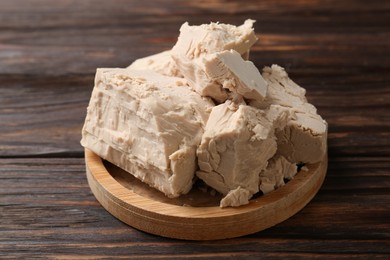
[0, 0, 389, 258]
[1, 157, 388, 258]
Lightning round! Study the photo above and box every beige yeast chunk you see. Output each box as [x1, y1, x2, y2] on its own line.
[171, 20, 258, 102]
[196, 102, 287, 207]
[81, 68, 214, 198]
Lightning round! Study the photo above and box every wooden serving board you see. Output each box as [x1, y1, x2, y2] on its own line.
[85, 148, 327, 240]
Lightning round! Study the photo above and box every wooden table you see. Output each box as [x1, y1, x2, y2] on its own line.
[1, 0, 389, 258]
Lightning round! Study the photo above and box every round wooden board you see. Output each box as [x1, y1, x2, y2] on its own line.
[85, 148, 328, 240]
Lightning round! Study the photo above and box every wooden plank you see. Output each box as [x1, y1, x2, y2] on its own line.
[0, 75, 92, 157]
[0, 1, 389, 76]
[0, 157, 389, 257]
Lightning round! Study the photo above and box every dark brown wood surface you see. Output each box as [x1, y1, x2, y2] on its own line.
[1, 0, 389, 258]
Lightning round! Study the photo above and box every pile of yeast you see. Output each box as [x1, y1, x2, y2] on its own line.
[81, 20, 327, 207]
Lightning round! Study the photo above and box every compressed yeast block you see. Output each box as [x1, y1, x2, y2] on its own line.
[171, 20, 259, 102]
[251, 65, 328, 164]
[196, 102, 291, 207]
[81, 68, 214, 197]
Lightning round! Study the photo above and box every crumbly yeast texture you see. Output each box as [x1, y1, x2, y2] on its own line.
[127, 50, 183, 78]
[259, 155, 298, 194]
[171, 19, 260, 102]
[81, 68, 214, 198]
[257, 65, 328, 164]
[196, 102, 292, 207]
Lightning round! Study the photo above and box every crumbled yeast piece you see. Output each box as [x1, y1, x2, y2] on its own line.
[196, 101, 292, 207]
[203, 50, 267, 101]
[220, 187, 251, 208]
[81, 68, 214, 198]
[171, 19, 260, 102]
[259, 155, 298, 194]
[251, 65, 327, 164]
[173, 19, 257, 60]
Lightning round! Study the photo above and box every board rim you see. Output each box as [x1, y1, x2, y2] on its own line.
[85, 148, 327, 240]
